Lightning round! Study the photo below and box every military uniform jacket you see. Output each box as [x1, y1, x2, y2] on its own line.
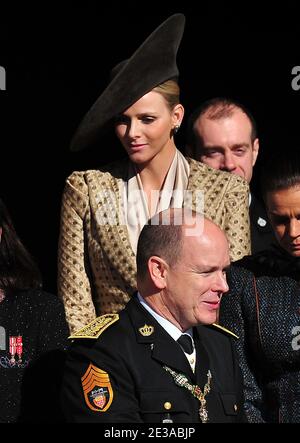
[61, 296, 245, 423]
[58, 157, 250, 333]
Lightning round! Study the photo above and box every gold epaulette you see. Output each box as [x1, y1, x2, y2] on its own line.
[210, 323, 239, 339]
[69, 314, 119, 339]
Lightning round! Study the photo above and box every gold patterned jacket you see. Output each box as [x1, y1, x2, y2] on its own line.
[58, 157, 250, 333]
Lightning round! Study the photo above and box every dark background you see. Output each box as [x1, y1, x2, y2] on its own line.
[1, 4, 299, 293]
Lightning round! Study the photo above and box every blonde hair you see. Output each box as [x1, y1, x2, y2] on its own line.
[153, 79, 180, 111]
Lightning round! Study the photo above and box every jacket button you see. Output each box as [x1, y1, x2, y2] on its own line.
[164, 402, 172, 410]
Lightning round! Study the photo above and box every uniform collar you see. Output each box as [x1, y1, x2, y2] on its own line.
[137, 292, 193, 343]
[127, 295, 195, 378]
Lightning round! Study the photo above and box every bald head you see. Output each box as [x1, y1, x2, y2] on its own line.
[182, 214, 229, 255]
[136, 208, 229, 281]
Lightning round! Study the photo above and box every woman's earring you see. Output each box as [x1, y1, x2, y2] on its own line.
[173, 124, 180, 135]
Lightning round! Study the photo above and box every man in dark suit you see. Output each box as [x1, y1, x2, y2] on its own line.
[61, 208, 245, 423]
[185, 97, 276, 254]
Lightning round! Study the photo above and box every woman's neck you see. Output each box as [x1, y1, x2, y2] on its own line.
[136, 144, 177, 191]
[135, 144, 177, 218]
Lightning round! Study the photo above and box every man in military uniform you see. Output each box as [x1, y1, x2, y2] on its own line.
[61, 209, 245, 423]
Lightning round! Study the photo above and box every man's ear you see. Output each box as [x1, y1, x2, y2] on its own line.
[147, 256, 168, 289]
[252, 138, 259, 166]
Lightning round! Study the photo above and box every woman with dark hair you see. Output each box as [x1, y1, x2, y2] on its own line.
[0, 198, 69, 422]
[58, 14, 250, 334]
[219, 151, 300, 423]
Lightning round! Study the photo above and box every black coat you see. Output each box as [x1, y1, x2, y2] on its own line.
[249, 194, 277, 254]
[0, 289, 69, 423]
[220, 261, 300, 423]
[61, 295, 245, 423]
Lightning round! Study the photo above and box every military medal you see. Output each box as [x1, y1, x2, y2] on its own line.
[9, 336, 16, 365]
[16, 336, 23, 364]
[163, 365, 212, 423]
[9, 336, 23, 366]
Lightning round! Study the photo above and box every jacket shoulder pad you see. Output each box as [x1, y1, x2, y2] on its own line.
[209, 323, 239, 339]
[69, 314, 119, 339]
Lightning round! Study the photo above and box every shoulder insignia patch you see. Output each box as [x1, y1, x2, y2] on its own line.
[210, 323, 239, 339]
[81, 363, 113, 412]
[69, 314, 119, 339]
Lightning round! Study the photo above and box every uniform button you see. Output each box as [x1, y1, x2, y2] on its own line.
[164, 402, 172, 410]
[234, 404, 238, 412]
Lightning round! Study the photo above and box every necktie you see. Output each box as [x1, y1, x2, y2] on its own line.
[177, 334, 194, 355]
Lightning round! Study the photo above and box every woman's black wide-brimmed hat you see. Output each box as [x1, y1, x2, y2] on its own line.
[70, 13, 185, 151]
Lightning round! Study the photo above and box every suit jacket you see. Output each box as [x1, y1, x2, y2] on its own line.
[58, 157, 250, 333]
[61, 296, 245, 423]
[249, 194, 276, 254]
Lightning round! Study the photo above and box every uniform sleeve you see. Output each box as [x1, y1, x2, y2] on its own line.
[219, 267, 265, 423]
[57, 172, 96, 334]
[223, 175, 251, 262]
[61, 342, 143, 423]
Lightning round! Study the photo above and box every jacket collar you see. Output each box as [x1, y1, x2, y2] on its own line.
[126, 295, 211, 381]
[94, 158, 207, 293]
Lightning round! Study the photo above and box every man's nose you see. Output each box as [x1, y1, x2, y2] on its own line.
[214, 272, 229, 294]
[222, 151, 236, 172]
[221, 275, 229, 293]
[288, 219, 300, 238]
